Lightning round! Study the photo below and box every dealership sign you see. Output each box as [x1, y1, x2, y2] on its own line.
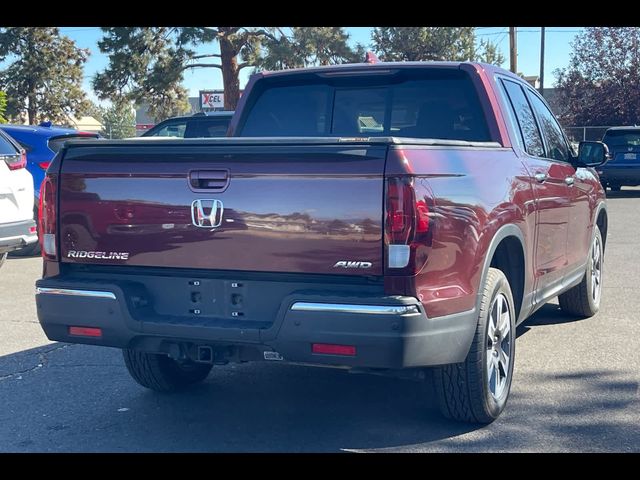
[201, 91, 224, 109]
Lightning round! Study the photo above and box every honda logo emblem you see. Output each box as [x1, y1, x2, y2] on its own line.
[191, 199, 224, 228]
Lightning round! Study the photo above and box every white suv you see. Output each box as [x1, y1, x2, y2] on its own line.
[0, 129, 38, 268]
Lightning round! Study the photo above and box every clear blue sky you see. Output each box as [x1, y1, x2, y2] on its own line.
[56, 27, 582, 104]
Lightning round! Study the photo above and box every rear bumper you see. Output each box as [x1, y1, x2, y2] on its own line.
[35, 277, 477, 369]
[0, 219, 38, 254]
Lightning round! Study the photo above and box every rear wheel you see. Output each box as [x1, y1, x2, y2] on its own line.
[122, 349, 213, 392]
[433, 268, 516, 423]
[558, 226, 603, 317]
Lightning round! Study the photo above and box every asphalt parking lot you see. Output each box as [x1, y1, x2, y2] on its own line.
[1, 190, 639, 452]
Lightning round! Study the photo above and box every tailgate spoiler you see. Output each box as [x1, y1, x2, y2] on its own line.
[62, 136, 503, 151]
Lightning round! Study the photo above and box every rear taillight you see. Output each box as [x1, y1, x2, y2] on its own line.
[2, 151, 27, 170]
[39, 175, 58, 259]
[385, 177, 432, 275]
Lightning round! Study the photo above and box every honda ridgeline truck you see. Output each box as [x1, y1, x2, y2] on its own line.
[35, 61, 609, 423]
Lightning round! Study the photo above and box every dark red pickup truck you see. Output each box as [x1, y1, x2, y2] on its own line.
[35, 61, 609, 423]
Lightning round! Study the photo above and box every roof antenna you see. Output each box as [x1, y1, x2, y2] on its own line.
[364, 51, 379, 64]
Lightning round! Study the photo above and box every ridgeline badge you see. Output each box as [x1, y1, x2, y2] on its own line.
[67, 251, 130, 260]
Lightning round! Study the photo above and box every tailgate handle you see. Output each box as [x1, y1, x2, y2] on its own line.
[189, 170, 229, 190]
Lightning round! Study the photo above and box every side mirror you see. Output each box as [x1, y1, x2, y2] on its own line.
[576, 141, 609, 167]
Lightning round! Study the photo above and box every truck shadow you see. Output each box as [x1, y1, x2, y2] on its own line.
[516, 302, 593, 339]
[0, 340, 637, 452]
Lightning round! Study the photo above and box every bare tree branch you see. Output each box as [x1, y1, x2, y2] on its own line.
[191, 53, 222, 60]
[180, 63, 222, 71]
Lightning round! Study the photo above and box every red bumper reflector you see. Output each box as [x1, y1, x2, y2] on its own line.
[29, 226, 37, 234]
[68, 326, 102, 338]
[312, 343, 356, 356]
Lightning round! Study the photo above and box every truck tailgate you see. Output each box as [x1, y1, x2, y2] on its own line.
[58, 141, 385, 276]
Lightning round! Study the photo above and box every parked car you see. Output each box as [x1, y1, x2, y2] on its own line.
[598, 126, 640, 191]
[0, 129, 37, 268]
[141, 111, 234, 138]
[35, 61, 608, 424]
[0, 123, 101, 255]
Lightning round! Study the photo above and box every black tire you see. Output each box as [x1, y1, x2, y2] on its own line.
[610, 185, 621, 192]
[0, 252, 7, 269]
[122, 349, 213, 392]
[433, 268, 516, 423]
[558, 226, 603, 317]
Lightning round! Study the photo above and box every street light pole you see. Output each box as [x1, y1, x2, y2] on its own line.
[539, 27, 546, 96]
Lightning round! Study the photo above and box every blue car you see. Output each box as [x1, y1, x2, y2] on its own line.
[598, 126, 640, 191]
[0, 122, 100, 255]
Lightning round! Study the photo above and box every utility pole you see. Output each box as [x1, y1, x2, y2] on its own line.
[509, 27, 518, 74]
[539, 27, 546, 96]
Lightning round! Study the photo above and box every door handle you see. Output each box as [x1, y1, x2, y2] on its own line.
[564, 176, 575, 186]
[189, 170, 229, 190]
[534, 173, 547, 183]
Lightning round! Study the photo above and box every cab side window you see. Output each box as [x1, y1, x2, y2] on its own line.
[501, 80, 545, 157]
[526, 90, 570, 162]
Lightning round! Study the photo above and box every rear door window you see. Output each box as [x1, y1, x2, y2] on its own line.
[239, 69, 491, 142]
[501, 80, 545, 157]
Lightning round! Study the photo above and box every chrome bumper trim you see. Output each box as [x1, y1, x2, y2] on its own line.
[35, 287, 116, 300]
[290, 302, 420, 315]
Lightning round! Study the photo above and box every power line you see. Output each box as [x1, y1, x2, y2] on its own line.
[476, 30, 509, 37]
[476, 29, 582, 36]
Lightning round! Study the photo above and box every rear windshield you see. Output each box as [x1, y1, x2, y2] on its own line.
[48, 135, 99, 153]
[239, 68, 491, 142]
[603, 130, 640, 148]
[190, 118, 231, 138]
[0, 133, 18, 155]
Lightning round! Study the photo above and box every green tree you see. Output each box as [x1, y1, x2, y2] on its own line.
[93, 27, 271, 116]
[555, 27, 640, 126]
[0, 27, 90, 125]
[0, 90, 7, 124]
[251, 27, 365, 70]
[99, 102, 136, 139]
[84, 100, 103, 121]
[371, 27, 504, 65]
